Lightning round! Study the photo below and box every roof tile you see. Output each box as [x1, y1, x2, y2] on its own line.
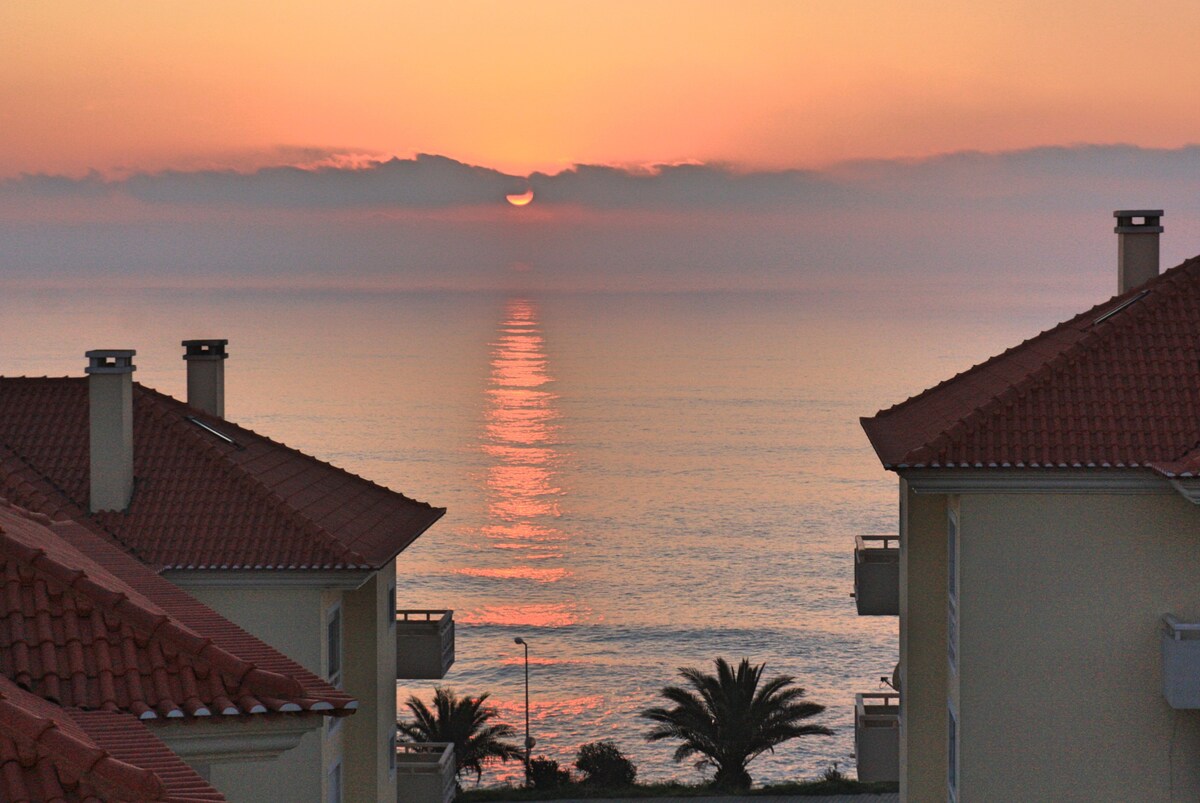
[0, 502, 354, 718]
[863, 257, 1200, 477]
[0, 675, 224, 801]
[0, 380, 444, 570]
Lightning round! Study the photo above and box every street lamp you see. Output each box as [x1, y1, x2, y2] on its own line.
[513, 637, 535, 784]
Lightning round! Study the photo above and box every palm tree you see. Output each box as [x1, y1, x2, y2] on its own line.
[399, 688, 523, 786]
[641, 657, 832, 790]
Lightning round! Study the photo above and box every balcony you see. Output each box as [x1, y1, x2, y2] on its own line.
[853, 535, 899, 616]
[395, 741, 456, 803]
[1162, 614, 1200, 708]
[854, 692, 899, 783]
[396, 610, 455, 680]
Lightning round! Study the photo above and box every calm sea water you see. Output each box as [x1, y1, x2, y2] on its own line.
[0, 288, 1063, 786]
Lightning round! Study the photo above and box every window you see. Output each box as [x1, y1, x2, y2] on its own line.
[947, 508, 959, 673]
[387, 578, 397, 632]
[327, 761, 342, 803]
[388, 732, 397, 778]
[327, 603, 343, 687]
[947, 705, 958, 801]
[948, 509, 958, 598]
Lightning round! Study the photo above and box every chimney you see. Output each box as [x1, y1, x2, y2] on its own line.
[1115, 209, 1163, 294]
[182, 339, 228, 418]
[86, 350, 136, 513]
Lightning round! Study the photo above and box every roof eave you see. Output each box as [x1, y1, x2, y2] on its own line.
[897, 466, 1172, 495]
[372, 506, 447, 569]
[860, 415, 903, 470]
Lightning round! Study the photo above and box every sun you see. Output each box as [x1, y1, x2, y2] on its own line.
[506, 188, 534, 207]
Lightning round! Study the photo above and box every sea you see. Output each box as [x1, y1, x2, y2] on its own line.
[0, 287, 1071, 786]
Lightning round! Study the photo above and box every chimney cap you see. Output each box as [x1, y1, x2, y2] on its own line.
[182, 339, 229, 361]
[85, 350, 136, 375]
[1114, 209, 1164, 234]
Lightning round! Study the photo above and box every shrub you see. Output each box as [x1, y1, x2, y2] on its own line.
[528, 756, 572, 789]
[822, 761, 846, 782]
[574, 740, 638, 787]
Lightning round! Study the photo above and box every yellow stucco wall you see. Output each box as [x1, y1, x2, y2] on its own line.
[182, 585, 328, 802]
[178, 579, 396, 802]
[177, 578, 369, 796]
[899, 480, 949, 800]
[344, 560, 398, 802]
[206, 730, 323, 803]
[947, 491, 1200, 801]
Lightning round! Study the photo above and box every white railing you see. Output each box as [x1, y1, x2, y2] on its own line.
[397, 610, 454, 624]
[1162, 614, 1200, 639]
[855, 691, 900, 724]
[856, 534, 899, 555]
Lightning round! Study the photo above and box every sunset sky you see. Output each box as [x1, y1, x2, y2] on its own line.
[4, 3, 1200, 296]
[5, 1, 1200, 177]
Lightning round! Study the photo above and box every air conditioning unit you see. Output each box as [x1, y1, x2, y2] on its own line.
[1161, 615, 1200, 709]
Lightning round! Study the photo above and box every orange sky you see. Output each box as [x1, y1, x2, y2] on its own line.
[3, 1, 1200, 178]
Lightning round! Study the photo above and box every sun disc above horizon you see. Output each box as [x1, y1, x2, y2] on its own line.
[506, 188, 534, 207]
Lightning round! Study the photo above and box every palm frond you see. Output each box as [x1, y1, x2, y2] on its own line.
[640, 657, 831, 790]
[398, 687, 522, 780]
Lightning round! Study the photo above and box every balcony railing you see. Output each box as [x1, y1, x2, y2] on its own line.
[395, 741, 456, 803]
[1162, 614, 1200, 708]
[854, 692, 899, 783]
[853, 535, 899, 616]
[396, 610, 455, 680]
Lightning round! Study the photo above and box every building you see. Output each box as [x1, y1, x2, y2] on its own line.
[855, 211, 1200, 800]
[0, 342, 452, 801]
[0, 498, 355, 801]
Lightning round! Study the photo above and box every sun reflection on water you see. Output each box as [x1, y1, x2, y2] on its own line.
[451, 297, 578, 633]
[456, 566, 571, 583]
[458, 602, 583, 628]
[480, 299, 565, 552]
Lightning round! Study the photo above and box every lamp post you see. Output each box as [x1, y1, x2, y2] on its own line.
[513, 637, 535, 784]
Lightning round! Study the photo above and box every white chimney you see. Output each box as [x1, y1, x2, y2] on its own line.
[86, 349, 136, 513]
[1115, 209, 1163, 294]
[182, 339, 228, 418]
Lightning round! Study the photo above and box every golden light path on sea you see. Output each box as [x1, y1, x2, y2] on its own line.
[453, 298, 575, 625]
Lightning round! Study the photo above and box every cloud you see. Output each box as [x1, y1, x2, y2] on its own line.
[527, 163, 845, 209]
[122, 154, 526, 209]
[0, 170, 112, 200]
[0, 154, 526, 209]
[3, 144, 1200, 300]
[828, 144, 1200, 213]
[6, 144, 1200, 215]
[0, 155, 847, 212]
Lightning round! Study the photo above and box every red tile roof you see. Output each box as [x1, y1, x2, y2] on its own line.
[0, 675, 223, 802]
[862, 256, 1200, 476]
[0, 379, 444, 570]
[69, 710, 225, 801]
[0, 502, 355, 719]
